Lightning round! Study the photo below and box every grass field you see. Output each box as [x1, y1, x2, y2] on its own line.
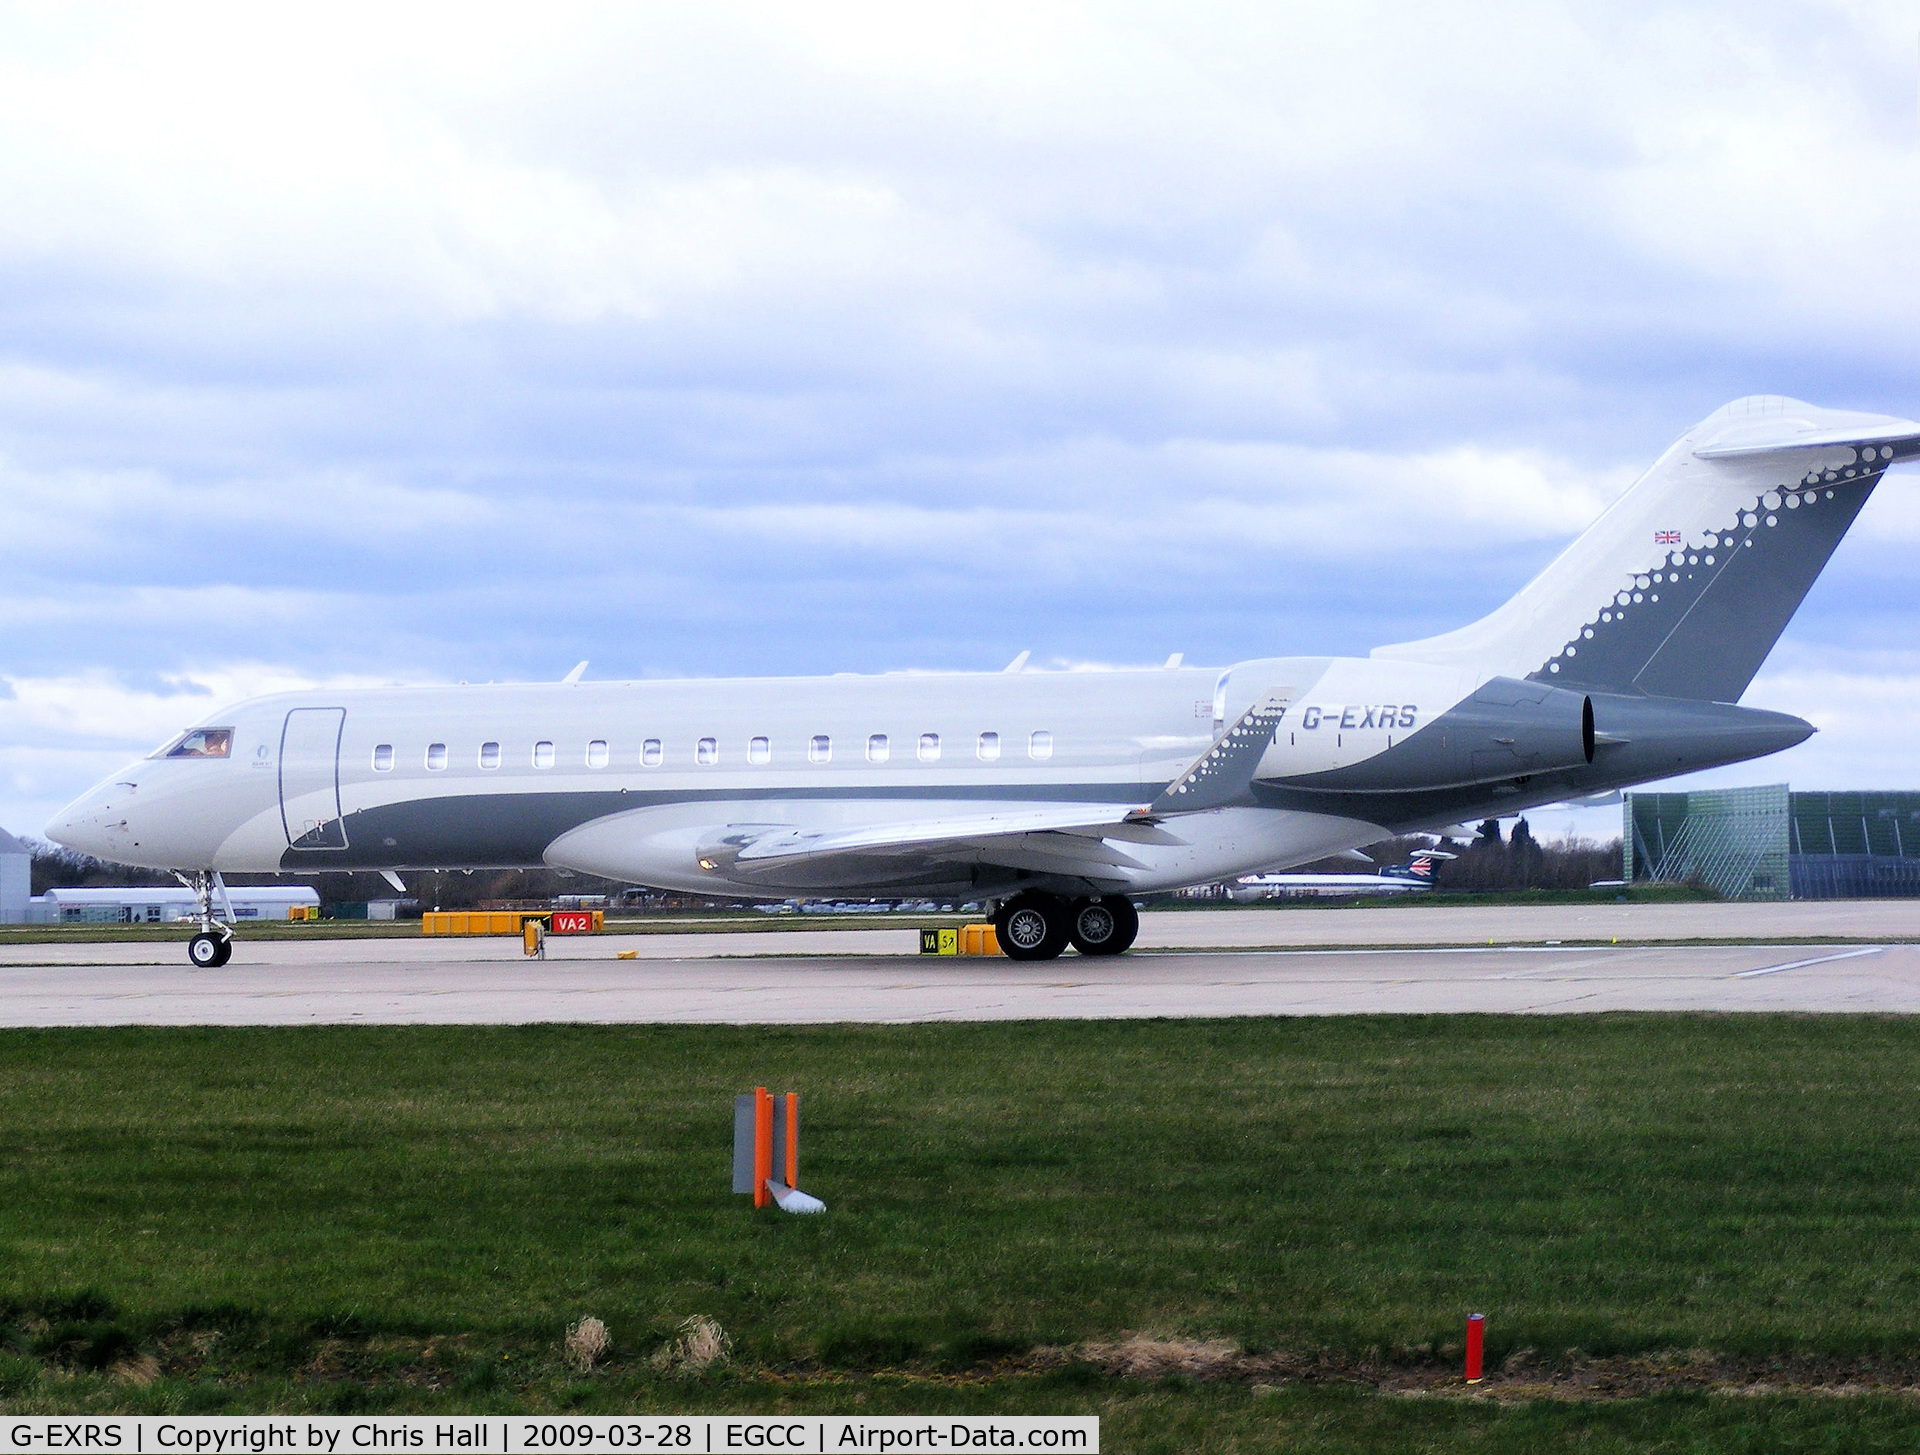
[4, 1016, 1920, 1450]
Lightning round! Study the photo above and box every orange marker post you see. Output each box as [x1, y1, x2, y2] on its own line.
[1465, 1313, 1484, 1384]
[753, 1087, 772, 1208]
[785, 1092, 799, 1189]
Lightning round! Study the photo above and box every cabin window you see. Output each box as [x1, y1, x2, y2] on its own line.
[479, 741, 501, 770]
[809, 734, 831, 763]
[697, 737, 718, 764]
[867, 733, 889, 763]
[749, 736, 771, 765]
[1029, 730, 1053, 761]
[426, 743, 448, 771]
[977, 731, 1000, 762]
[918, 732, 940, 762]
[371, 744, 394, 772]
[642, 738, 663, 767]
[587, 739, 609, 768]
[533, 741, 555, 769]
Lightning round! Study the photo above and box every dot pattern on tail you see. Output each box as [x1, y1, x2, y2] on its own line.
[1529, 455, 1888, 703]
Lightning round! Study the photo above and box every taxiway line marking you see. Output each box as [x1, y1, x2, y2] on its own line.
[1731, 946, 1886, 979]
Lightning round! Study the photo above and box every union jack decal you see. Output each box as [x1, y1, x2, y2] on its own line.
[1654, 530, 1682, 545]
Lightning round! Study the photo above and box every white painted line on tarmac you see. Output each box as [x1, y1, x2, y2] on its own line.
[1135, 942, 1893, 961]
[1731, 946, 1886, 979]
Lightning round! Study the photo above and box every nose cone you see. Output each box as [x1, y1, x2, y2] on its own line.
[46, 780, 138, 862]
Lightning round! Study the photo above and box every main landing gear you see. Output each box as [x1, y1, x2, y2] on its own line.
[178, 870, 234, 968]
[993, 892, 1139, 961]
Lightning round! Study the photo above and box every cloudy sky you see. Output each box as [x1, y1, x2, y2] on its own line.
[2, 2, 1918, 841]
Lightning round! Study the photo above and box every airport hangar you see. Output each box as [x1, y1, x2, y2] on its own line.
[0, 830, 321, 926]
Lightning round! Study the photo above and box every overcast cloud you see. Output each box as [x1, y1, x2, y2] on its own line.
[2, 2, 1918, 838]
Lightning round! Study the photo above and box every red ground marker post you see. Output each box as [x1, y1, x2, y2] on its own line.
[1465, 1313, 1484, 1384]
[753, 1087, 773, 1208]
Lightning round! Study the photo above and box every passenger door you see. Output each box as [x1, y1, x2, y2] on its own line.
[280, 708, 349, 850]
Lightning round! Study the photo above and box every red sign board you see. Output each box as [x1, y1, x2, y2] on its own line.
[550, 910, 597, 935]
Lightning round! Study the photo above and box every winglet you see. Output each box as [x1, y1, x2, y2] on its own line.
[562, 661, 588, 684]
[1150, 688, 1293, 814]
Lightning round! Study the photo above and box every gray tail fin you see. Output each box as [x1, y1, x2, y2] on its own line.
[1372, 397, 1920, 702]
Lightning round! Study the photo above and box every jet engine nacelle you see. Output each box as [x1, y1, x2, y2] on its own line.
[1264, 676, 1815, 797]
[1581, 692, 1814, 782]
[1271, 677, 1594, 793]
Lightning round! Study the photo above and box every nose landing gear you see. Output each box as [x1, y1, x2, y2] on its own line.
[176, 870, 234, 967]
[188, 931, 231, 968]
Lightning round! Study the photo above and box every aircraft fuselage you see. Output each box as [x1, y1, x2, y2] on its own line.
[47, 654, 1807, 900]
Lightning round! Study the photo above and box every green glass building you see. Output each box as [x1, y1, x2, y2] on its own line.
[1624, 785, 1920, 899]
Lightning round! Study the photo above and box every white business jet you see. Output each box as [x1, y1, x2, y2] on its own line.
[48, 397, 1919, 966]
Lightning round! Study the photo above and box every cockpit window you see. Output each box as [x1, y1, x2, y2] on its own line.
[159, 728, 233, 759]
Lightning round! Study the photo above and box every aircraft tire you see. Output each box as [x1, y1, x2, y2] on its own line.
[995, 893, 1069, 960]
[212, 937, 233, 967]
[1070, 895, 1138, 956]
[188, 932, 225, 968]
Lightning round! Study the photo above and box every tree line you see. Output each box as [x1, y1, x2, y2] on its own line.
[1296, 820, 1623, 892]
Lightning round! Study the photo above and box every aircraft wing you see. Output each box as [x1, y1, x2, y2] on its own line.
[696, 803, 1183, 885]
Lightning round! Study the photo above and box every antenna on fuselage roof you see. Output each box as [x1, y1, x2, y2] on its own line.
[1003, 651, 1031, 672]
[1164, 653, 1183, 668]
[562, 661, 588, 684]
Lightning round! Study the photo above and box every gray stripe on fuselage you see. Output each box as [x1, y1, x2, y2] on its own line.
[279, 687, 1817, 873]
[1256, 694, 1812, 832]
[278, 781, 1156, 870]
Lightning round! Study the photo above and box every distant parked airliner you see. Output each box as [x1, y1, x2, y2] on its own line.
[49, 397, 1917, 965]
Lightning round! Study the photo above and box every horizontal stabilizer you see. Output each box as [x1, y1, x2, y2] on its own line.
[1693, 407, 1920, 459]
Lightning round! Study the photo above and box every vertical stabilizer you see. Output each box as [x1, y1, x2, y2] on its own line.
[1371, 397, 1920, 702]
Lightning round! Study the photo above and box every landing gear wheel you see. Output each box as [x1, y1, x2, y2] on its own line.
[1069, 895, 1139, 956]
[995, 892, 1070, 961]
[180, 870, 235, 966]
